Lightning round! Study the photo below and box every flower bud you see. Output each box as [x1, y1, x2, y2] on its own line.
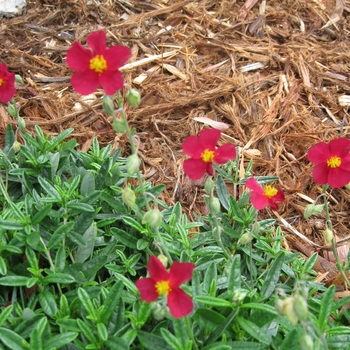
[250, 221, 260, 236]
[112, 118, 127, 134]
[282, 297, 298, 325]
[323, 228, 333, 243]
[13, 141, 21, 153]
[238, 232, 253, 245]
[293, 295, 308, 322]
[122, 186, 136, 208]
[102, 95, 115, 116]
[126, 154, 141, 176]
[208, 196, 220, 213]
[17, 116, 26, 129]
[304, 203, 324, 219]
[126, 88, 141, 108]
[142, 209, 162, 228]
[204, 177, 215, 195]
[157, 254, 168, 268]
[15, 74, 23, 84]
[299, 334, 314, 350]
[7, 103, 18, 117]
[275, 299, 285, 316]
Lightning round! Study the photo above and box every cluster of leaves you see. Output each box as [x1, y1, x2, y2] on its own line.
[0, 125, 350, 350]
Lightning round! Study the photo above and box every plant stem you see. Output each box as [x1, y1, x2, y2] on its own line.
[185, 316, 198, 350]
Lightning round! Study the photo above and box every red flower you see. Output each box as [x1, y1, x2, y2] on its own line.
[182, 129, 236, 180]
[66, 30, 131, 95]
[246, 177, 284, 210]
[135, 256, 195, 318]
[307, 138, 350, 188]
[0, 63, 16, 104]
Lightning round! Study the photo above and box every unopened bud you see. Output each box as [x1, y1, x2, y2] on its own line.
[204, 177, 215, 195]
[282, 297, 298, 325]
[13, 141, 21, 153]
[122, 186, 136, 208]
[275, 299, 285, 316]
[238, 232, 253, 245]
[142, 209, 162, 228]
[7, 103, 18, 117]
[15, 74, 23, 84]
[293, 295, 308, 322]
[299, 334, 314, 350]
[17, 116, 26, 129]
[112, 118, 127, 134]
[304, 203, 324, 219]
[102, 95, 115, 116]
[126, 154, 141, 176]
[209, 196, 220, 213]
[250, 222, 260, 236]
[126, 88, 141, 108]
[157, 254, 168, 268]
[323, 228, 333, 243]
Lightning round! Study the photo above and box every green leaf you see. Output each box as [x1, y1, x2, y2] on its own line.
[193, 296, 233, 308]
[44, 332, 78, 349]
[240, 303, 278, 315]
[327, 334, 350, 348]
[0, 305, 13, 327]
[38, 291, 57, 317]
[29, 328, 43, 350]
[160, 328, 184, 350]
[0, 220, 24, 231]
[236, 316, 271, 345]
[97, 323, 108, 342]
[260, 252, 285, 299]
[48, 221, 75, 249]
[0, 256, 7, 275]
[4, 124, 15, 156]
[0, 327, 29, 350]
[41, 273, 75, 284]
[203, 262, 217, 294]
[49, 128, 74, 151]
[37, 176, 61, 200]
[137, 330, 172, 350]
[215, 175, 230, 210]
[78, 288, 96, 318]
[31, 204, 52, 225]
[0, 276, 30, 286]
[99, 281, 124, 324]
[76, 224, 97, 263]
[137, 302, 152, 326]
[111, 227, 138, 249]
[279, 329, 299, 350]
[318, 284, 335, 332]
[303, 252, 318, 273]
[202, 344, 231, 350]
[81, 172, 96, 196]
[227, 255, 241, 297]
[77, 319, 99, 345]
[193, 308, 226, 332]
[121, 216, 146, 233]
[66, 202, 95, 213]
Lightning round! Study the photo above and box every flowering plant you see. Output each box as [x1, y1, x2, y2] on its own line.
[0, 63, 16, 104]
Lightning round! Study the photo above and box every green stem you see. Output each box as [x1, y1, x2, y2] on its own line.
[185, 316, 198, 350]
[322, 185, 350, 288]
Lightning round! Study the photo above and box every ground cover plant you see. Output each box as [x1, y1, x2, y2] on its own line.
[1, 25, 350, 350]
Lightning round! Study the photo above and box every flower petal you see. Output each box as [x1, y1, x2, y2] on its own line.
[183, 158, 207, 180]
[214, 144, 236, 164]
[307, 142, 330, 163]
[329, 138, 350, 158]
[182, 136, 205, 158]
[169, 261, 195, 288]
[250, 190, 269, 210]
[312, 163, 330, 185]
[0, 65, 16, 103]
[135, 278, 159, 302]
[167, 288, 193, 318]
[198, 128, 221, 149]
[245, 177, 264, 195]
[148, 255, 169, 282]
[105, 45, 131, 68]
[87, 30, 107, 54]
[70, 70, 100, 95]
[328, 167, 350, 188]
[66, 42, 92, 71]
[99, 70, 125, 95]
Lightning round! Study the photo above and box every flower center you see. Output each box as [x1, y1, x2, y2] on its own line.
[201, 149, 215, 163]
[155, 280, 172, 296]
[264, 185, 278, 198]
[0, 77, 3, 86]
[327, 156, 341, 168]
[89, 55, 107, 74]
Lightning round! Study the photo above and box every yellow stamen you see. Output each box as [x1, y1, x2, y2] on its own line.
[89, 55, 107, 74]
[155, 280, 172, 296]
[264, 185, 278, 198]
[327, 156, 341, 168]
[0, 78, 3, 86]
[201, 149, 215, 163]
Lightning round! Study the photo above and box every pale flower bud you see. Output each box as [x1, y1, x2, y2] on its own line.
[122, 186, 136, 208]
[238, 232, 253, 245]
[126, 88, 141, 108]
[15, 74, 23, 84]
[13, 141, 21, 153]
[142, 209, 162, 228]
[323, 228, 333, 243]
[282, 297, 298, 325]
[126, 154, 141, 176]
[299, 334, 314, 350]
[17, 116, 26, 129]
[208, 196, 221, 213]
[204, 177, 215, 195]
[157, 254, 168, 268]
[293, 295, 308, 322]
[112, 118, 127, 134]
[102, 95, 115, 116]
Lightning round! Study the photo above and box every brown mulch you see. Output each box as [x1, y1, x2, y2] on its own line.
[1, 0, 350, 286]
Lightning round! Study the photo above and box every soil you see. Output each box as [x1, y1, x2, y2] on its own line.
[1, 0, 350, 286]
